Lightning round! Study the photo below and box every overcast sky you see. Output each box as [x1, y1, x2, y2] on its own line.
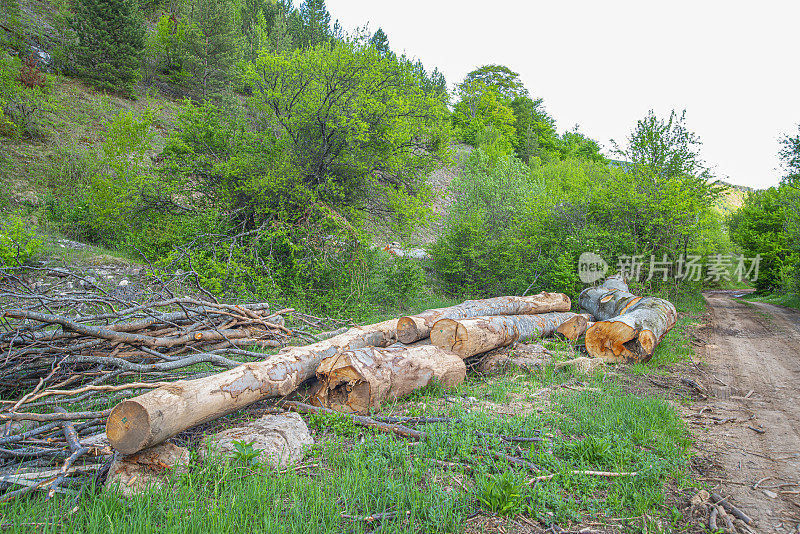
[325, 0, 800, 189]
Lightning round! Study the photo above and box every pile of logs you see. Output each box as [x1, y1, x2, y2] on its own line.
[579, 275, 677, 363]
[107, 292, 593, 453]
[1, 266, 677, 503]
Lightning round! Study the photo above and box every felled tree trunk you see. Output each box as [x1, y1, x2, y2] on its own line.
[106, 320, 398, 455]
[555, 314, 595, 341]
[396, 293, 571, 344]
[314, 345, 466, 413]
[579, 276, 677, 363]
[429, 312, 583, 358]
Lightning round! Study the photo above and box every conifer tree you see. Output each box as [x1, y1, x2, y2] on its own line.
[369, 28, 390, 55]
[72, 0, 145, 96]
[298, 0, 330, 48]
[182, 0, 239, 99]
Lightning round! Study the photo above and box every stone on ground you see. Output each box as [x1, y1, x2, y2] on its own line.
[105, 442, 190, 497]
[200, 412, 313, 468]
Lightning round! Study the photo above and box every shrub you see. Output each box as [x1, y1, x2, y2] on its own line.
[0, 215, 43, 268]
[17, 55, 46, 88]
[1, 54, 53, 138]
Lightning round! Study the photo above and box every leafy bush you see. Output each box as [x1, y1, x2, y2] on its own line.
[727, 187, 796, 292]
[0, 53, 53, 138]
[476, 472, 525, 516]
[0, 214, 43, 267]
[433, 155, 725, 298]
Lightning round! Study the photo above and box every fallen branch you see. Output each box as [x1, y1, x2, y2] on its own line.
[710, 492, 753, 525]
[527, 470, 638, 484]
[282, 402, 426, 440]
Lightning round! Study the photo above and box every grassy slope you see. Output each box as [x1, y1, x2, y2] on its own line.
[745, 292, 800, 312]
[1, 75, 180, 217]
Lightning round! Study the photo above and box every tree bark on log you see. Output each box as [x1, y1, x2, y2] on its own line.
[554, 314, 595, 341]
[579, 276, 677, 363]
[314, 345, 466, 413]
[106, 320, 397, 455]
[396, 293, 570, 344]
[429, 312, 584, 358]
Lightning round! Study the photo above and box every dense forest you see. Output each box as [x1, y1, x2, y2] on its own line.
[1, 0, 798, 314]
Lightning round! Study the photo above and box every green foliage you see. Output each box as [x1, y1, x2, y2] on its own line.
[614, 109, 711, 180]
[141, 13, 187, 85]
[298, 0, 331, 48]
[452, 81, 516, 150]
[476, 472, 525, 516]
[0, 53, 54, 138]
[245, 41, 450, 212]
[230, 440, 262, 468]
[0, 213, 43, 267]
[433, 152, 724, 297]
[431, 148, 535, 296]
[461, 64, 528, 101]
[509, 96, 559, 164]
[72, 0, 145, 95]
[181, 0, 241, 99]
[369, 27, 390, 55]
[557, 127, 605, 163]
[727, 187, 794, 292]
[0, 0, 26, 51]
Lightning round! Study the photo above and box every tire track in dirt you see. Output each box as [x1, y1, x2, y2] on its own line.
[694, 290, 800, 532]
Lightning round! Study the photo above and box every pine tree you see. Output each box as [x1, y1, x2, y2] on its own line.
[298, 0, 330, 48]
[72, 0, 145, 96]
[369, 28, 390, 55]
[182, 0, 239, 99]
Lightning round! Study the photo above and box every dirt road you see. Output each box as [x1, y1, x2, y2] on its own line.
[695, 291, 800, 532]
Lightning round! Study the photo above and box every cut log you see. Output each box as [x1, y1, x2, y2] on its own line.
[578, 275, 641, 321]
[554, 314, 594, 341]
[430, 312, 584, 358]
[396, 293, 570, 344]
[106, 319, 397, 455]
[579, 276, 677, 363]
[477, 343, 552, 374]
[314, 345, 466, 413]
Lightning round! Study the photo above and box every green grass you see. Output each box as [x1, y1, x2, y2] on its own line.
[629, 286, 705, 373]
[0, 372, 692, 533]
[745, 292, 800, 312]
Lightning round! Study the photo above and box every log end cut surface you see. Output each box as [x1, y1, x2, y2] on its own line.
[429, 318, 463, 353]
[555, 315, 589, 341]
[395, 317, 422, 345]
[106, 400, 152, 456]
[585, 321, 651, 364]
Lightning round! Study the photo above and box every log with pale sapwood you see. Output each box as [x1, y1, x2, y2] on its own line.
[314, 345, 466, 413]
[396, 293, 570, 344]
[579, 275, 676, 363]
[429, 312, 585, 358]
[554, 313, 595, 341]
[106, 319, 398, 455]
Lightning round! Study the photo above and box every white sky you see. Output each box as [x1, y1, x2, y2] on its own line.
[325, 0, 800, 189]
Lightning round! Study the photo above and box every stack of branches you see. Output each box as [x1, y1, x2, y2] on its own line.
[0, 265, 347, 502]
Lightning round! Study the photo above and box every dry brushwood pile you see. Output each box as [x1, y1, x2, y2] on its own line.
[1, 266, 677, 504]
[0, 265, 348, 503]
